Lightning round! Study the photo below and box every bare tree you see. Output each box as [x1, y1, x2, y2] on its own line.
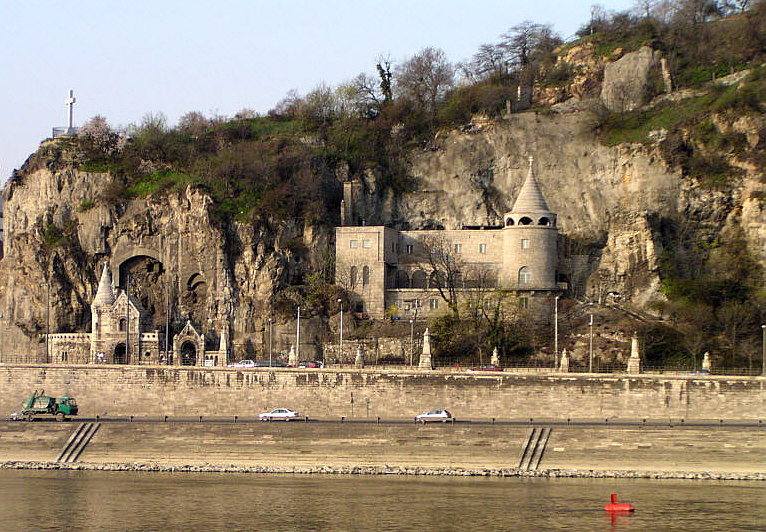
[418, 234, 464, 319]
[501, 21, 561, 70]
[395, 47, 454, 117]
[468, 43, 512, 81]
[717, 300, 754, 367]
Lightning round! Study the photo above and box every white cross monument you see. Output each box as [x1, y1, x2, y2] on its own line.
[65, 90, 76, 132]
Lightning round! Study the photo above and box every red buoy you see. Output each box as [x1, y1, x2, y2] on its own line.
[604, 494, 635, 512]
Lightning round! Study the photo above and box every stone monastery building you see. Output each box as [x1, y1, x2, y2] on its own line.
[335, 158, 563, 319]
[47, 265, 228, 367]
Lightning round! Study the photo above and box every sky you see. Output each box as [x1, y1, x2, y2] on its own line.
[0, 0, 636, 183]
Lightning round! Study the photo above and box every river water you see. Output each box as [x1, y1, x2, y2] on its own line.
[0, 470, 763, 531]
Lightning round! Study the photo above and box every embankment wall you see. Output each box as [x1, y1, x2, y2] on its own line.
[2, 365, 765, 421]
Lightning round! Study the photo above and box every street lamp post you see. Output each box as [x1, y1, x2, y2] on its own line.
[268, 317, 273, 367]
[409, 318, 414, 367]
[46, 278, 50, 364]
[554, 295, 560, 368]
[296, 306, 300, 362]
[589, 313, 594, 373]
[337, 299, 344, 364]
[761, 324, 765, 376]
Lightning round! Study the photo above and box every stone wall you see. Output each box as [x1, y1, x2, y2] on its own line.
[1, 365, 764, 421]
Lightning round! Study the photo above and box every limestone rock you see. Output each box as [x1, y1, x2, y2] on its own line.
[601, 46, 661, 112]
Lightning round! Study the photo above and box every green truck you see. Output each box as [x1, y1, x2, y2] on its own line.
[20, 390, 78, 422]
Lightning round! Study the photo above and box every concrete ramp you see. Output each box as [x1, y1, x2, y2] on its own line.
[57, 422, 100, 463]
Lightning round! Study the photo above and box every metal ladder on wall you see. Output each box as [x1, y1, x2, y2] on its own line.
[57, 422, 101, 463]
[517, 427, 552, 471]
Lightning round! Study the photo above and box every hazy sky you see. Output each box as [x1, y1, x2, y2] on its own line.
[0, 0, 635, 182]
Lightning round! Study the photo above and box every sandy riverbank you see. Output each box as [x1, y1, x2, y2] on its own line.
[1, 421, 764, 479]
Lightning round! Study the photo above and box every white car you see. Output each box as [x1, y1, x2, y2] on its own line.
[415, 409, 454, 423]
[259, 408, 299, 421]
[228, 360, 256, 368]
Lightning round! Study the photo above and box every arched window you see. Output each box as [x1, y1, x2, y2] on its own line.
[411, 270, 427, 289]
[362, 265, 370, 286]
[119, 318, 126, 331]
[464, 270, 481, 288]
[538, 217, 550, 226]
[429, 270, 444, 289]
[396, 270, 410, 288]
[350, 266, 358, 288]
[453, 271, 463, 288]
[505, 217, 515, 226]
[519, 267, 531, 285]
[485, 271, 498, 288]
[519, 216, 533, 226]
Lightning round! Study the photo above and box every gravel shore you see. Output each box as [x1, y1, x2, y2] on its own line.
[2, 461, 764, 481]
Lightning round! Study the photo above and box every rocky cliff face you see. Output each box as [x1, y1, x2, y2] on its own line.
[2, 47, 764, 359]
[0, 144, 331, 359]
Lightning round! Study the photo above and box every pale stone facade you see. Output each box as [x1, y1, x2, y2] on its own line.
[335, 160, 563, 318]
[48, 264, 228, 367]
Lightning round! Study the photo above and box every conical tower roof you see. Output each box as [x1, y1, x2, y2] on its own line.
[511, 157, 550, 213]
[93, 263, 115, 307]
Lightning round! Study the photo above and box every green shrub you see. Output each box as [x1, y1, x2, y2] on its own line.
[77, 199, 96, 212]
[126, 170, 194, 198]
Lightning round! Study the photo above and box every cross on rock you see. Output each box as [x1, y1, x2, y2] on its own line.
[65, 89, 76, 130]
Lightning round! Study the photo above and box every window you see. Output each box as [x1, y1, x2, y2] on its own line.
[411, 270, 427, 289]
[520, 297, 529, 309]
[350, 266, 358, 287]
[405, 244, 413, 254]
[350, 240, 358, 249]
[362, 265, 370, 286]
[119, 318, 126, 331]
[413, 299, 422, 308]
[362, 240, 371, 249]
[392, 242, 397, 253]
[521, 239, 529, 249]
[454, 243, 462, 253]
[429, 298, 439, 310]
[519, 267, 531, 285]
[479, 243, 486, 254]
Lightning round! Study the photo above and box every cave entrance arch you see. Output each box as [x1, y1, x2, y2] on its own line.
[117, 253, 167, 331]
[113, 343, 127, 364]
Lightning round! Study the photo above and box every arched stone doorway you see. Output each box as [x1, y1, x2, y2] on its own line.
[172, 320, 205, 367]
[114, 343, 127, 364]
[180, 341, 197, 366]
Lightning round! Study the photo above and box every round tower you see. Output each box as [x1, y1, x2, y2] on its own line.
[501, 157, 558, 290]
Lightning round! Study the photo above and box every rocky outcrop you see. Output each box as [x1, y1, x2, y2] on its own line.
[0, 155, 327, 359]
[601, 46, 662, 112]
[392, 104, 763, 305]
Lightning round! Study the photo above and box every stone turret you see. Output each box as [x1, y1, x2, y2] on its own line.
[501, 157, 559, 290]
[504, 157, 557, 228]
[90, 263, 115, 362]
[93, 264, 115, 308]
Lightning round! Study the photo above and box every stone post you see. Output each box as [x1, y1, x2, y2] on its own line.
[559, 348, 569, 373]
[419, 328, 433, 369]
[626, 332, 641, 374]
[288, 345, 297, 367]
[355, 344, 365, 368]
[702, 351, 711, 372]
[490, 347, 499, 366]
[218, 329, 229, 367]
